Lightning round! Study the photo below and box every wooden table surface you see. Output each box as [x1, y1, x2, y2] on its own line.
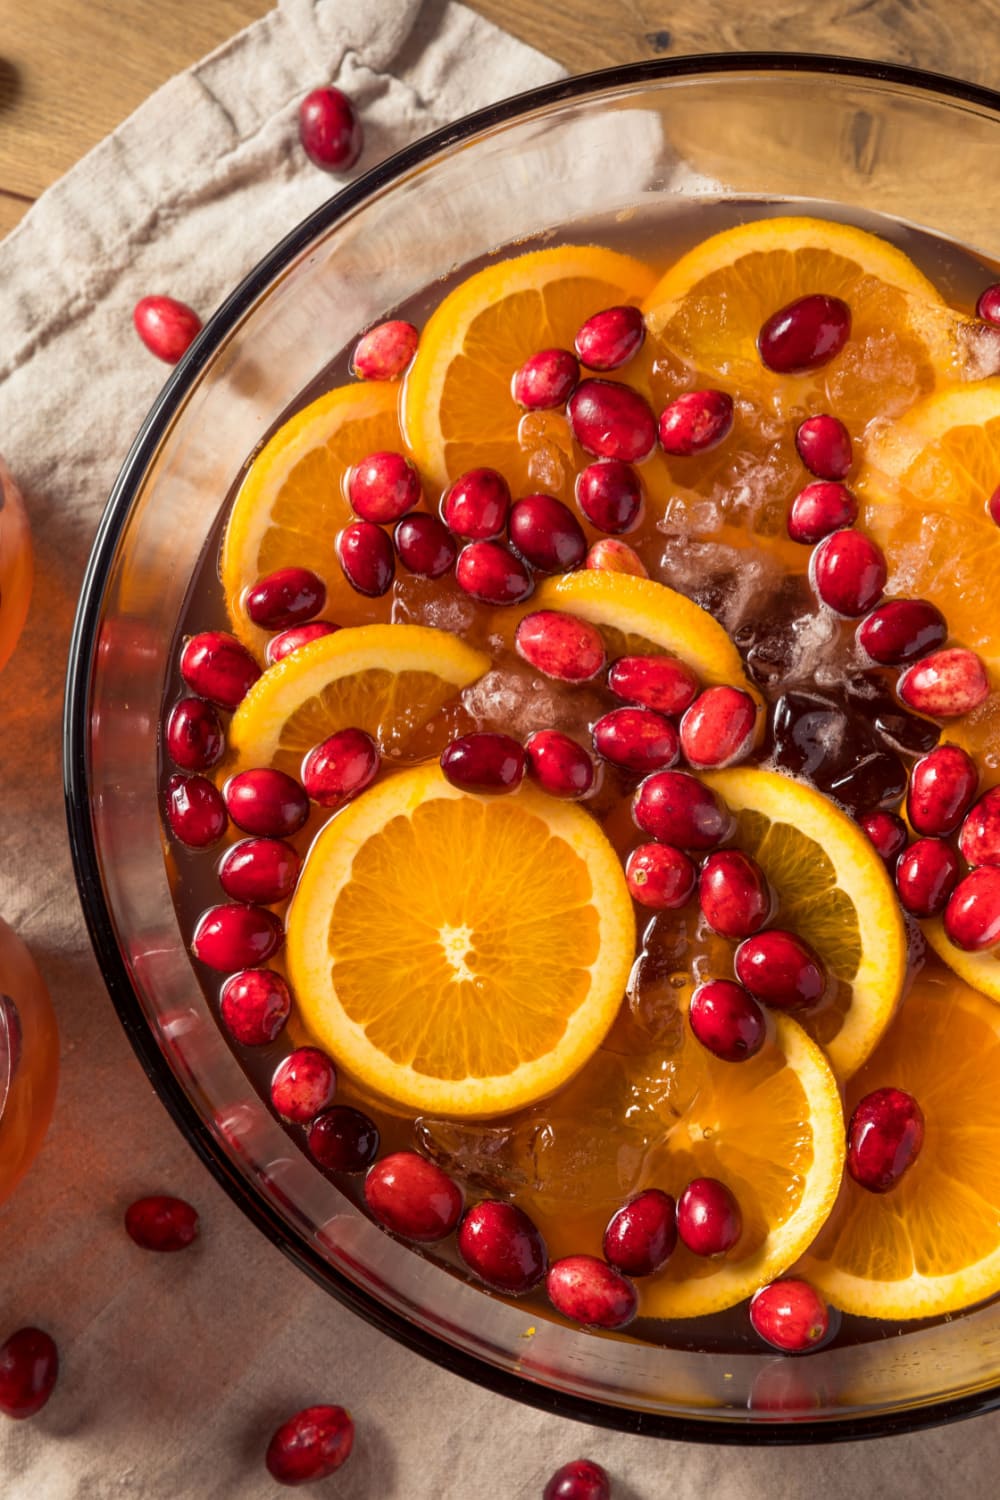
[0, 0, 996, 241]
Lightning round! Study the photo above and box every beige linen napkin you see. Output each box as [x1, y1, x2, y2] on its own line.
[4, 1, 1000, 1494]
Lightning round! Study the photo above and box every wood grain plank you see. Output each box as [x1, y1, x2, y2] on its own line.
[0, 189, 32, 239]
[466, 0, 999, 84]
[0, 0, 273, 200]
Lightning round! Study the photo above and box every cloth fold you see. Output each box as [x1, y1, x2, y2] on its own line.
[4, 2, 1000, 1495]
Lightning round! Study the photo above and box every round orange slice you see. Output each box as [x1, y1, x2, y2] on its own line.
[800, 963, 1000, 1319]
[221, 382, 401, 657]
[285, 765, 635, 1117]
[401, 245, 657, 499]
[643, 216, 949, 433]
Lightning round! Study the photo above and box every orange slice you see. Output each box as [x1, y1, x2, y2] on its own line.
[226, 624, 488, 776]
[860, 382, 1000, 666]
[401, 245, 657, 499]
[703, 769, 907, 1079]
[644, 216, 949, 433]
[505, 1003, 843, 1320]
[800, 964, 1000, 1319]
[221, 383, 401, 657]
[285, 765, 635, 1117]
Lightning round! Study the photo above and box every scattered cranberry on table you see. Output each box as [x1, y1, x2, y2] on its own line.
[125, 1195, 200, 1252]
[0, 1328, 59, 1420]
[545, 1255, 637, 1329]
[266, 1403, 355, 1485]
[543, 1458, 612, 1500]
[457, 1200, 548, 1293]
[603, 1188, 677, 1277]
[676, 1177, 742, 1257]
[750, 1279, 831, 1353]
[847, 1087, 925, 1193]
[440, 732, 526, 794]
[298, 86, 363, 172]
[271, 1047, 337, 1123]
[689, 979, 767, 1063]
[133, 295, 202, 364]
[220, 969, 292, 1046]
[575, 303, 645, 371]
[364, 1151, 463, 1242]
[352, 320, 418, 381]
[757, 293, 851, 373]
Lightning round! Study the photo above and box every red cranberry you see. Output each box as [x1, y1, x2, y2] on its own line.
[512, 348, 579, 410]
[365, 1151, 463, 1241]
[218, 837, 301, 904]
[567, 379, 657, 462]
[944, 867, 1000, 950]
[441, 732, 525, 794]
[543, 1459, 611, 1500]
[245, 567, 325, 630]
[658, 389, 734, 457]
[907, 744, 978, 837]
[811, 529, 886, 616]
[394, 513, 456, 577]
[698, 850, 770, 938]
[302, 727, 380, 808]
[266, 1404, 354, 1485]
[625, 842, 696, 909]
[308, 1106, 380, 1174]
[0, 1329, 58, 1419]
[991, 484, 1000, 527]
[847, 1087, 925, 1193]
[298, 86, 363, 171]
[165, 697, 224, 771]
[219, 969, 292, 1045]
[509, 493, 586, 572]
[545, 1255, 637, 1329]
[525, 730, 595, 799]
[224, 767, 309, 837]
[859, 810, 908, 865]
[165, 773, 227, 848]
[271, 1047, 337, 1122]
[337, 520, 395, 596]
[787, 481, 858, 544]
[689, 979, 766, 1063]
[679, 685, 758, 769]
[593, 706, 679, 773]
[857, 598, 947, 666]
[348, 451, 421, 523]
[352, 320, 418, 381]
[960, 787, 1000, 867]
[575, 304, 645, 371]
[895, 838, 960, 918]
[192, 904, 284, 971]
[632, 770, 731, 850]
[796, 414, 853, 480]
[575, 459, 643, 534]
[266, 621, 339, 665]
[734, 929, 825, 1009]
[898, 649, 991, 718]
[750, 1279, 830, 1352]
[124, 1195, 199, 1252]
[676, 1177, 742, 1256]
[180, 630, 260, 709]
[608, 655, 700, 716]
[585, 538, 648, 577]
[442, 468, 511, 539]
[457, 1201, 548, 1293]
[977, 284, 1000, 324]
[133, 295, 202, 363]
[515, 610, 605, 681]
[456, 540, 533, 605]
[603, 1188, 676, 1276]
[757, 294, 851, 373]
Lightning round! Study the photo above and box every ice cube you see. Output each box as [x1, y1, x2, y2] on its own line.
[460, 660, 605, 742]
